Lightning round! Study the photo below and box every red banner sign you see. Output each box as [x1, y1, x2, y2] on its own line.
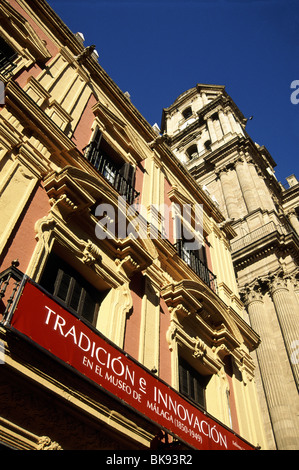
[10, 280, 255, 450]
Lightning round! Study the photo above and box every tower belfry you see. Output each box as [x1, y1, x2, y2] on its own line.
[162, 84, 299, 450]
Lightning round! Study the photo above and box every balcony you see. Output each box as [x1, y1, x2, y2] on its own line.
[84, 142, 139, 205]
[174, 241, 217, 294]
[0, 265, 255, 451]
[230, 221, 287, 253]
[0, 263, 24, 321]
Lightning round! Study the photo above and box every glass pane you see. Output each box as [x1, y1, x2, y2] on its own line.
[103, 165, 116, 184]
[69, 280, 82, 312]
[189, 373, 195, 400]
[81, 291, 96, 324]
[179, 364, 189, 396]
[56, 271, 71, 302]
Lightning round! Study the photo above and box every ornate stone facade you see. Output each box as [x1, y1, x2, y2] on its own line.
[161, 84, 299, 449]
[0, 1, 269, 451]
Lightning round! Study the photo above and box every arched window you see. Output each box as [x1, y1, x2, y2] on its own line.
[186, 144, 198, 160]
[204, 140, 211, 151]
[182, 106, 192, 120]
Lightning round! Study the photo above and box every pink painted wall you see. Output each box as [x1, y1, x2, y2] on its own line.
[124, 272, 145, 360]
[9, 0, 59, 59]
[72, 94, 98, 154]
[0, 183, 51, 273]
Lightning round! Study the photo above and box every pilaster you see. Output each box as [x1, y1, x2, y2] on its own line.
[242, 281, 299, 449]
[286, 209, 299, 234]
[269, 273, 299, 387]
[234, 157, 259, 213]
[216, 168, 239, 220]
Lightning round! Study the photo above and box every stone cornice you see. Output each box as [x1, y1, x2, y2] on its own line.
[4, 79, 77, 154]
[162, 278, 260, 352]
[18, 0, 158, 144]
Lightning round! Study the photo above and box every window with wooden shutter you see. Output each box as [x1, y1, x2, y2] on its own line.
[40, 253, 106, 326]
[179, 356, 210, 410]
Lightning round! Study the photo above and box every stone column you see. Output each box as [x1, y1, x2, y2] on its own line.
[293, 274, 299, 303]
[227, 111, 243, 135]
[243, 283, 298, 449]
[269, 273, 299, 387]
[234, 158, 259, 213]
[206, 117, 217, 143]
[253, 167, 275, 212]
[287, 209, 299, 235]
[217, 168, 239, 220]
[218, 110, 231, 135]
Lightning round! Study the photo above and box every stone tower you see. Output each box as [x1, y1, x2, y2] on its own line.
[161, 84, 299, 450]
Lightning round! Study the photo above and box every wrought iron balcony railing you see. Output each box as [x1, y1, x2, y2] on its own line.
[84, 143, 139, 205]
[0, 262, 24, 321]
[174, 240, 217, 294]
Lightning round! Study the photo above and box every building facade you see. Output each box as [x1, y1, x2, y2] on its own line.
[0, 0, 269, 451]
[161, 84, 299, 450]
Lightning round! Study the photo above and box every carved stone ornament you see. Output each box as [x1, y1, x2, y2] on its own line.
[115, 255, 140, 273]
[36, 436, 62, 450]
[193, 337, 207, 359]
[240, 282, 263, 306]
[213, 343, 230, 360]
[171, 303, 191, 318]
[269, 273, 288, 294]
[166, 323, 177, 351]
[82, 240, 102, 265]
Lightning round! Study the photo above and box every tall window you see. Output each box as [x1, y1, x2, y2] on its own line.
[179, 356, 210, 410]
[180, 236, 206, 269]
[175, 231, 217, 290]
[186, 144, 198, 160]
[0, 36, 17, 75]
[84, 129, 138, 204]
[40, 253, 107, 326]
[182, 107, 192, 120]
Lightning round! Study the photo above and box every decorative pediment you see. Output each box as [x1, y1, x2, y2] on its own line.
[44, 166, 154, 277]
[163, 279, 247, 375]
[162, 279, 243, 344]
[44, 167, 96, 219]
[167, 185, 193, 207]
[0, 0, 51, 62]
[162, 281, 203, 319]
[92, 101, 148, 162]
[93, 101, 127, 132]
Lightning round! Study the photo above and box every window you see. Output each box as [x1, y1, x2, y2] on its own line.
[186, 144, 198, 160]
[204, 140, 211, 150]
[177, 229, 207, 268]
[182, 107, 192, 120]
[179, 356, 210, 409]
[40, 253, 106, 325]
[175, 233, 217, 293]
[84, 129, 139, 204]
[0, 36, 17, 75]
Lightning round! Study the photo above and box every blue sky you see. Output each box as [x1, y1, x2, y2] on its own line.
[47, 0, 299, 184]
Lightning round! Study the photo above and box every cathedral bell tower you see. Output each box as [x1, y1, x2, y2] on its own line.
[161, 84, 299, 450]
